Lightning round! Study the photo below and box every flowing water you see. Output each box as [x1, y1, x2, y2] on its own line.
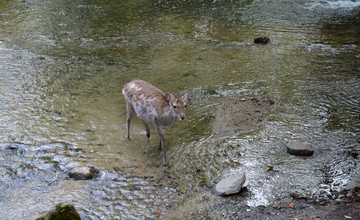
[0, 0, 359, 219]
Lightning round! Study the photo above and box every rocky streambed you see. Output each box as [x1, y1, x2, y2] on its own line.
[164, 96, 360, 219]
[1, 95, 359, 219]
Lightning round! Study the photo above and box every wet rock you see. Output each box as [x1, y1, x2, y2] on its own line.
[284, 140, 314, 156]
[28, 203, 81, 220]
[345, 173, 360, 190]
[0, 143, 28, 155]
[69, 165, 99, 180]
[254, 36, 270, 44]
[214, 173, 246, 196]
[350, 151, 358, 159]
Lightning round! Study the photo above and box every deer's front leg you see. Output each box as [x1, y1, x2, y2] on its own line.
[156, 127, 167, 166]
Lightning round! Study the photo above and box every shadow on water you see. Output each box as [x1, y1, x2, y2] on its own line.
[0, 0, 359, 219]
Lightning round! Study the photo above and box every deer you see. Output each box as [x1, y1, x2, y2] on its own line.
[122, 79, 192, 166]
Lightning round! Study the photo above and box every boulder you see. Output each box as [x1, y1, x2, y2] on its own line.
[69, 165, 99, 180]
[214, 173, 246, 196]
[285, 140, 314, 156]
[28, 203, 81, 220]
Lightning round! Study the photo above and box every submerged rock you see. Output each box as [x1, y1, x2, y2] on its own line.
[1, 143, 28, 155]
[285, 140, 314, 156]
[254, 36, 270, 44]
[28, 203, 81, 220]
[214, 173, 246, 196]
[69, 165, 99, 180]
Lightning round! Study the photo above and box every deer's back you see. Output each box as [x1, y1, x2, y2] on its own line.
[123, 80, 173, 125]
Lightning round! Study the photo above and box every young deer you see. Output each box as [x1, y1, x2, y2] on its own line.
[122, 80, 191, 166]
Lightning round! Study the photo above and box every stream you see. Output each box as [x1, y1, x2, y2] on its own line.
[0, 0, 359, 219]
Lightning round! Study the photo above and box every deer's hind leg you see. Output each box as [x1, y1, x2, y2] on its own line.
[126, 102, 135, 139]
[141, 120, 150, 138]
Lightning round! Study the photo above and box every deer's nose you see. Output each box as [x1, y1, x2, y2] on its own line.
[180, 115, 185, 121]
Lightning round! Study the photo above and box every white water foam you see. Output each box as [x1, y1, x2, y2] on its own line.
[306, 0, 360, 10]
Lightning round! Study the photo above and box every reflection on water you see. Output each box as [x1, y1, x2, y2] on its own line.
[0, 0, 359, 218]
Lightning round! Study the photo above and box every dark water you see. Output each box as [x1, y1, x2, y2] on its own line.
[0, 0, 359, 219]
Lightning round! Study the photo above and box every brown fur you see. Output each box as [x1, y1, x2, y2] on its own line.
[122, 80, 191, 166]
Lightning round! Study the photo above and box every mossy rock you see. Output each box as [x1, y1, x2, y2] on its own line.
[29, 203, 81, 220]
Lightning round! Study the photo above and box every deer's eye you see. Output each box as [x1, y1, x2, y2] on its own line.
[173, 105, 177, 108]
[184, 105, 187, 108]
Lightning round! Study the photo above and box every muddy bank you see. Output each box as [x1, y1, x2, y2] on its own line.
[212, 96, 275, 136]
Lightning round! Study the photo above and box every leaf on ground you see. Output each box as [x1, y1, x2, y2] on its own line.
[287, 203, 294, 208]
[264, 166, 274, 171]
[232, 161, 243, 165]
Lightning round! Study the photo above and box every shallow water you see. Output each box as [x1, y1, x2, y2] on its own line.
[0, 0, 359, 219]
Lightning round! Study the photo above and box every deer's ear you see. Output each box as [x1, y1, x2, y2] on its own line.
[166, 93, 175, 105]
[184, 92, 192, 103]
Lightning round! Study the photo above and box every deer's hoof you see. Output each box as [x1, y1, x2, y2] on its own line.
[146, 133, 150, 138]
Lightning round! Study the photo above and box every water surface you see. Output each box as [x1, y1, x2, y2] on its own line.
[0, 0, 359, 219]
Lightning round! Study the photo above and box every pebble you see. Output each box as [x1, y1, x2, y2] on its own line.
[254, 36, 270, 44]
[346, 192, 353, 198]
[337, 194, 345, 199]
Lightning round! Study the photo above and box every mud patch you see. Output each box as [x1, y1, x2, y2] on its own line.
[213, 96, 275, 136]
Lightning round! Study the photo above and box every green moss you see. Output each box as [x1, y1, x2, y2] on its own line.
[36, 203, 81, 220]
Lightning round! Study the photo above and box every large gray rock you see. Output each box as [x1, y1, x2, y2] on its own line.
[69, 166, 99, 180]
[214, 173, 246, 196]
[28, 203, 81, 220]
[345, 173, 360, 190]
[285, 140, 314, 156]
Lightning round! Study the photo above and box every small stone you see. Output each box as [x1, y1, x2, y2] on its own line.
[214, 173, 246, 196]
[284, 140, 314, 156]
[335, 199, 342, 203]
[69, 165, 99, 180]
[337, 194, 345, 199]
[254, 36, 270, 44]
